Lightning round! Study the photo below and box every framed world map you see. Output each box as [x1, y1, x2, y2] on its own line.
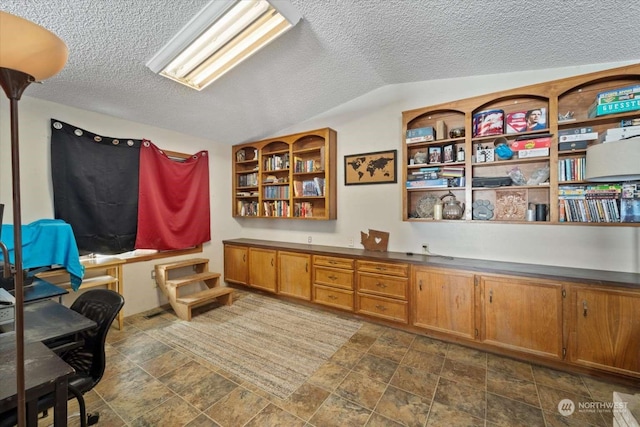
[344, 149, 397, 185]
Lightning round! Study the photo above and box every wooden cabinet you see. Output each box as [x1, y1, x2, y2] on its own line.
[313, 255, 354, 311]
[223, 245, 248, 285]
[278, 251, 311, 300]
[412, 266, 475, 339]
[232, 128, 337, 220]
[402, 63, 640, 226]
[356, 260, 409, 324]
[248, 247, 277, 293]
[223, 239, 640, 380]
[568, 286, 640, 376]
[479, 275, 563, 359]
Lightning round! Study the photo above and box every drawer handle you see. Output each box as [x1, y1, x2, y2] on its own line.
[375, 304, 387, 311]
[375, 267, 387, 271]
[583, 300, 588, 317]
[329, 260, 337, 264]
[489, 289, 493, 303]
[328, 275, 338, 280]
[328, 295, 337, 300]
[376, 282, 387, 288]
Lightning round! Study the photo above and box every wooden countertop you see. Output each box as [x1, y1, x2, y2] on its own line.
[223, 238, 640, 289]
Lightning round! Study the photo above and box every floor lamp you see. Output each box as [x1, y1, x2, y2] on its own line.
[0, 11, 67, 426]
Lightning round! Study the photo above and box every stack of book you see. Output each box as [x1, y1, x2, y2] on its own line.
[293, 202, 313, 218]
[263, 200, 290, 217]
[558, 185, 622, 222]
[558, 157, 586, 182]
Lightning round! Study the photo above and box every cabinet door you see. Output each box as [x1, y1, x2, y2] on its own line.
[570, 287, 640, 376]
[481, 275, 563, 359]
[248, 248, 277, 293]
[413, 267, 475, 339]
[278, 251, 311, 300]
[223, 245, 248, 285]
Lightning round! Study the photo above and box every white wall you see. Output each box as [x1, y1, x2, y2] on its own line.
[1, 60, 639, 316]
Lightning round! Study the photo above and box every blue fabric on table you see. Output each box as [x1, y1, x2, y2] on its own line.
[0, 219, 85, 291]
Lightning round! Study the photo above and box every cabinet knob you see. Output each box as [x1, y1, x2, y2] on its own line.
[583, 300, 588, 317]
[375, 304, 387, 311]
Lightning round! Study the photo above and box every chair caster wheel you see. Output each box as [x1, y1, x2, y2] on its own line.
[87, 413, 100, 426]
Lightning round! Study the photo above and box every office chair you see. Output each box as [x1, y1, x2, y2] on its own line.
[0, 288, 124, 427]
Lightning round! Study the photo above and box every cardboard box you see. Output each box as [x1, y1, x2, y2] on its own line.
[558, 141, 588, 151]
[518, 147, 549, 158]
[505, 111, 527, 134]
[559, 132, 598, 142]
[406, 126, 435, 143]
[597, 84, 640, 103]
[510, 137, 551, 151]
[601, 125, 640, 141]
[558, 126, 594, 136]
[589, 99, 640, 117]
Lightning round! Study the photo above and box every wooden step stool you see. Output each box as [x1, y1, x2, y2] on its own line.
[154, 258, 233, 321]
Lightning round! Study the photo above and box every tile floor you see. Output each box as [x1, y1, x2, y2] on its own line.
[40, 290, 640, 427]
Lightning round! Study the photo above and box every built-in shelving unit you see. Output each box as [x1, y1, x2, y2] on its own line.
[402, 63, 640, 225]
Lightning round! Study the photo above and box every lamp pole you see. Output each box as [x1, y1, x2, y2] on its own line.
[0, 66, 33, 427]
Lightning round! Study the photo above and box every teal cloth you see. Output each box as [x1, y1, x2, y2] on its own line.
[1, 219, 85, 290]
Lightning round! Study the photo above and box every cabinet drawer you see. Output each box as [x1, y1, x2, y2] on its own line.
[315, 267, 354, 290]
[356, 260, 408, 277]
[314, 255, 354, 270]
[357, 294, 408, 324]
[313, 284, 354, 311]
[358, 273, 408, 300]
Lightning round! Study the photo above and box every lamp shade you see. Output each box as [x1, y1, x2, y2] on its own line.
[0, 11, 68, 80]
[585, 137, 640, 182]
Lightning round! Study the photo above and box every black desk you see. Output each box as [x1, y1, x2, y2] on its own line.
[0, 300, 96, 352]
[5, 278, 68, 303]
[0, 341, 74, 427]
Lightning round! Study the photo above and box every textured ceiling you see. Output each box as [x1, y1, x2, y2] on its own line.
[2, 0, 639, 145]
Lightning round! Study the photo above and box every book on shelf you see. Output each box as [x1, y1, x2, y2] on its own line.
[313, 177, 325, 196]
[406, 178, 448, 188]
[294, 202, 313, 218]
[293, 180, 303, 197]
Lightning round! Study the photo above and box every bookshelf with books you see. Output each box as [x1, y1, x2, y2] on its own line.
[401, 62, 640, 225]
[232, 128, 337, 220]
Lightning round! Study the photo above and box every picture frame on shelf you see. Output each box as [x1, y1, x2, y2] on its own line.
[236, 149, 246, 162]
[428, 146, 442, 164]
[344, 149, 397, 185]
[443, 144, 454, 163]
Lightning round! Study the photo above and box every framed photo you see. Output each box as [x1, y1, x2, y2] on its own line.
[428, 146, 442, 164]
[443, 144, 454, 163]
[344, 149, 397, 185]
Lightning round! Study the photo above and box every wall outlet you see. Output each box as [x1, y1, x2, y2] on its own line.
[348, 237, 354, 247]
[422, 243, 429, 255]
[307, 236, 312, 244]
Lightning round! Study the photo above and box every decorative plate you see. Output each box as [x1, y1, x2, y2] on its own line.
[416, 194, 439, 218]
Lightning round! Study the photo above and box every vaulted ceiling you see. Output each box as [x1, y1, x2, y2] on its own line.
[3, 0, 639, 145]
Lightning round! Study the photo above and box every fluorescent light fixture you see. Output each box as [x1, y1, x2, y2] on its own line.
[585, 137, 640, 182]
[146, 0, 301, 91]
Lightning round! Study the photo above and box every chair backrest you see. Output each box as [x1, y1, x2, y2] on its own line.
[64, 289, 124, 386]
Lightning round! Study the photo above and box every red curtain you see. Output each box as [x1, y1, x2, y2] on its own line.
[135, 140, 211, 250]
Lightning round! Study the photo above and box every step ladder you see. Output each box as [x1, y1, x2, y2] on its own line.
[154, 258, 233, 321]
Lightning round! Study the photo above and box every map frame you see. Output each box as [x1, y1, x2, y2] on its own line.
[344, 149, 397, 185]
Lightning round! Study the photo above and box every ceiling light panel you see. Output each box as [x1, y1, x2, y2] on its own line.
[146, 0, 301, 91]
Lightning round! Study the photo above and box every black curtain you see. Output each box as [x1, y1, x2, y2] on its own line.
[50, 119, 140, 254]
